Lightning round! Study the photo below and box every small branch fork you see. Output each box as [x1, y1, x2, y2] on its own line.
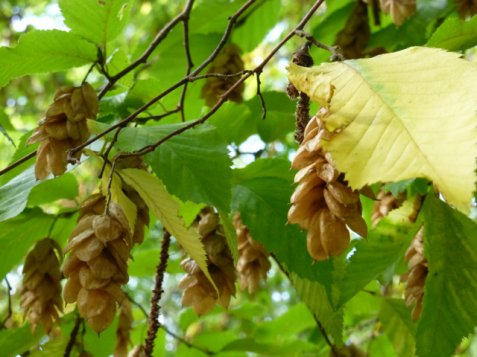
[143, 229, 171, 357]
[0, 0, 334, 181]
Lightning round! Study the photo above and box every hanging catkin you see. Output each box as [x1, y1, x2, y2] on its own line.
[28, 83, 98, 180]
[234, 214, 270, 294]
[201, 43, 245, 107]
[179, 208, 236, 315]
[288, 109, 367, 261]
[20, 238, 63, 333]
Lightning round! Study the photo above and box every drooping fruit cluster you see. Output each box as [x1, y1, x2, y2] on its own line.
[28, 83, 99, 180]
[201, 43, 245, 107]
[20, 238, 63, 333]
[371, 190, 405, 226]
[114, 299, 133, 357]
[233, 214, 271, 294]
[179, 208, 237, 315]
[402, 227, 427, 320]
[455, 0, 477, 18]
[335, 0, 370, 59]
[288, 109, 367, 261]
[379, 0, 416, 26]
[63, 199, 131, 332]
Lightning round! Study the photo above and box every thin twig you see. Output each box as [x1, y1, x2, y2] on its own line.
[64, 315, 82, 357]
[178, 0, 195, 122]
[294, 30, 343, 61]
[81, 61, 98, 85]
[135, 108, 182, 124]
[255, 72, 266, 120]
[144, 230, 171, 357]
[190, 70, 252, 81]
[0, 151, 35, 177]
[1, 278, 12, 328]
[314, 316, 339, 355]
[98, 0, 196, 99]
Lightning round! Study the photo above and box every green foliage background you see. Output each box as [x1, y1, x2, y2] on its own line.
[1, 0, 477, 356]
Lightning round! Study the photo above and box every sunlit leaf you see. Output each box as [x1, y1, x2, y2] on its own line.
[289, 47, 477, 212]
[119, 168, 215, 289]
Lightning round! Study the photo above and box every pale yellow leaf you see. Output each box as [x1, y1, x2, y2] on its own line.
[101, 164, 137, 232]
[119, 168, 216, 291]
[288, 47, 477, 212]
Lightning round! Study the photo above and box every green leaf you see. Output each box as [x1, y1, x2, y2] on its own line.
[0, 109, 14, 146]
[208, 102, 256, 145]
[232, 158, 334, 287]
[338, 202, 416, 306]
[380, 299, 416, 357]
[0, 166, 37, 222]
[60, 0, 131, 45]
[219, 210, 238, 264]
[253, 303, 316, 343]
[232, 0, 282, 52]
[427, 15, 477, 51]
[291, 274, 343, 344]
[189, 0, 243, 35]
[128, 248, 160, 277]
[27, 173, 79, 207]
[89, 121, 232, 212]
[0, 30, 97, 87]
[119, 168, 216, 290]
[0, 324, 43, 357]
[0, 210, 54, 280]
[289, 47, 477, 212]
[245, 92, 295, 143]
[416, 194, 477, 357]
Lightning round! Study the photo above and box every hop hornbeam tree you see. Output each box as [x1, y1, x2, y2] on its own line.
[1, 0, 477, 356]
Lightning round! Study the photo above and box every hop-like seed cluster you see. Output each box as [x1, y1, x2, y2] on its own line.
[335, 0, 370, 59]
[179, 208, 237, 315]
[379, 0, 416, 26]
[371, 191, 405, 226]
[28, 84, 99, 180]
[402, 228, 427, 320]
[201, 43, 245, 107]
[63, 201, 131, 332]
[455, 0, 477, 18]
[114, 299, 133, 357]
[288, 110, 367, 261]
[233, 214, 270, 294]
[20, 238, 63, 333]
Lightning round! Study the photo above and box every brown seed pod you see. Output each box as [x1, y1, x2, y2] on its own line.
[201, 43, 245, 107]
[179, 208, 237, 315]
[114, 299, 133, 357]
[20, 238, 63, 333]
[335, 0, 370, 59]
[233, 214, 271, 294]
[379, 0, 416, 26]
[28, 83, 99, 180]
[402, 227, 427, 320]
[63, 200, 131, 332]
[288, 112, 367, 261]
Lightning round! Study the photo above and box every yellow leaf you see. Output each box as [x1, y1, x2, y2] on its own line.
[101, 164, 137, 232]
[289, 47, 477, 212]
[119, 168, 216, 291]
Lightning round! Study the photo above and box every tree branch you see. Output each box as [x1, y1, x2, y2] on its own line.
[144, 229, 171, 357]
